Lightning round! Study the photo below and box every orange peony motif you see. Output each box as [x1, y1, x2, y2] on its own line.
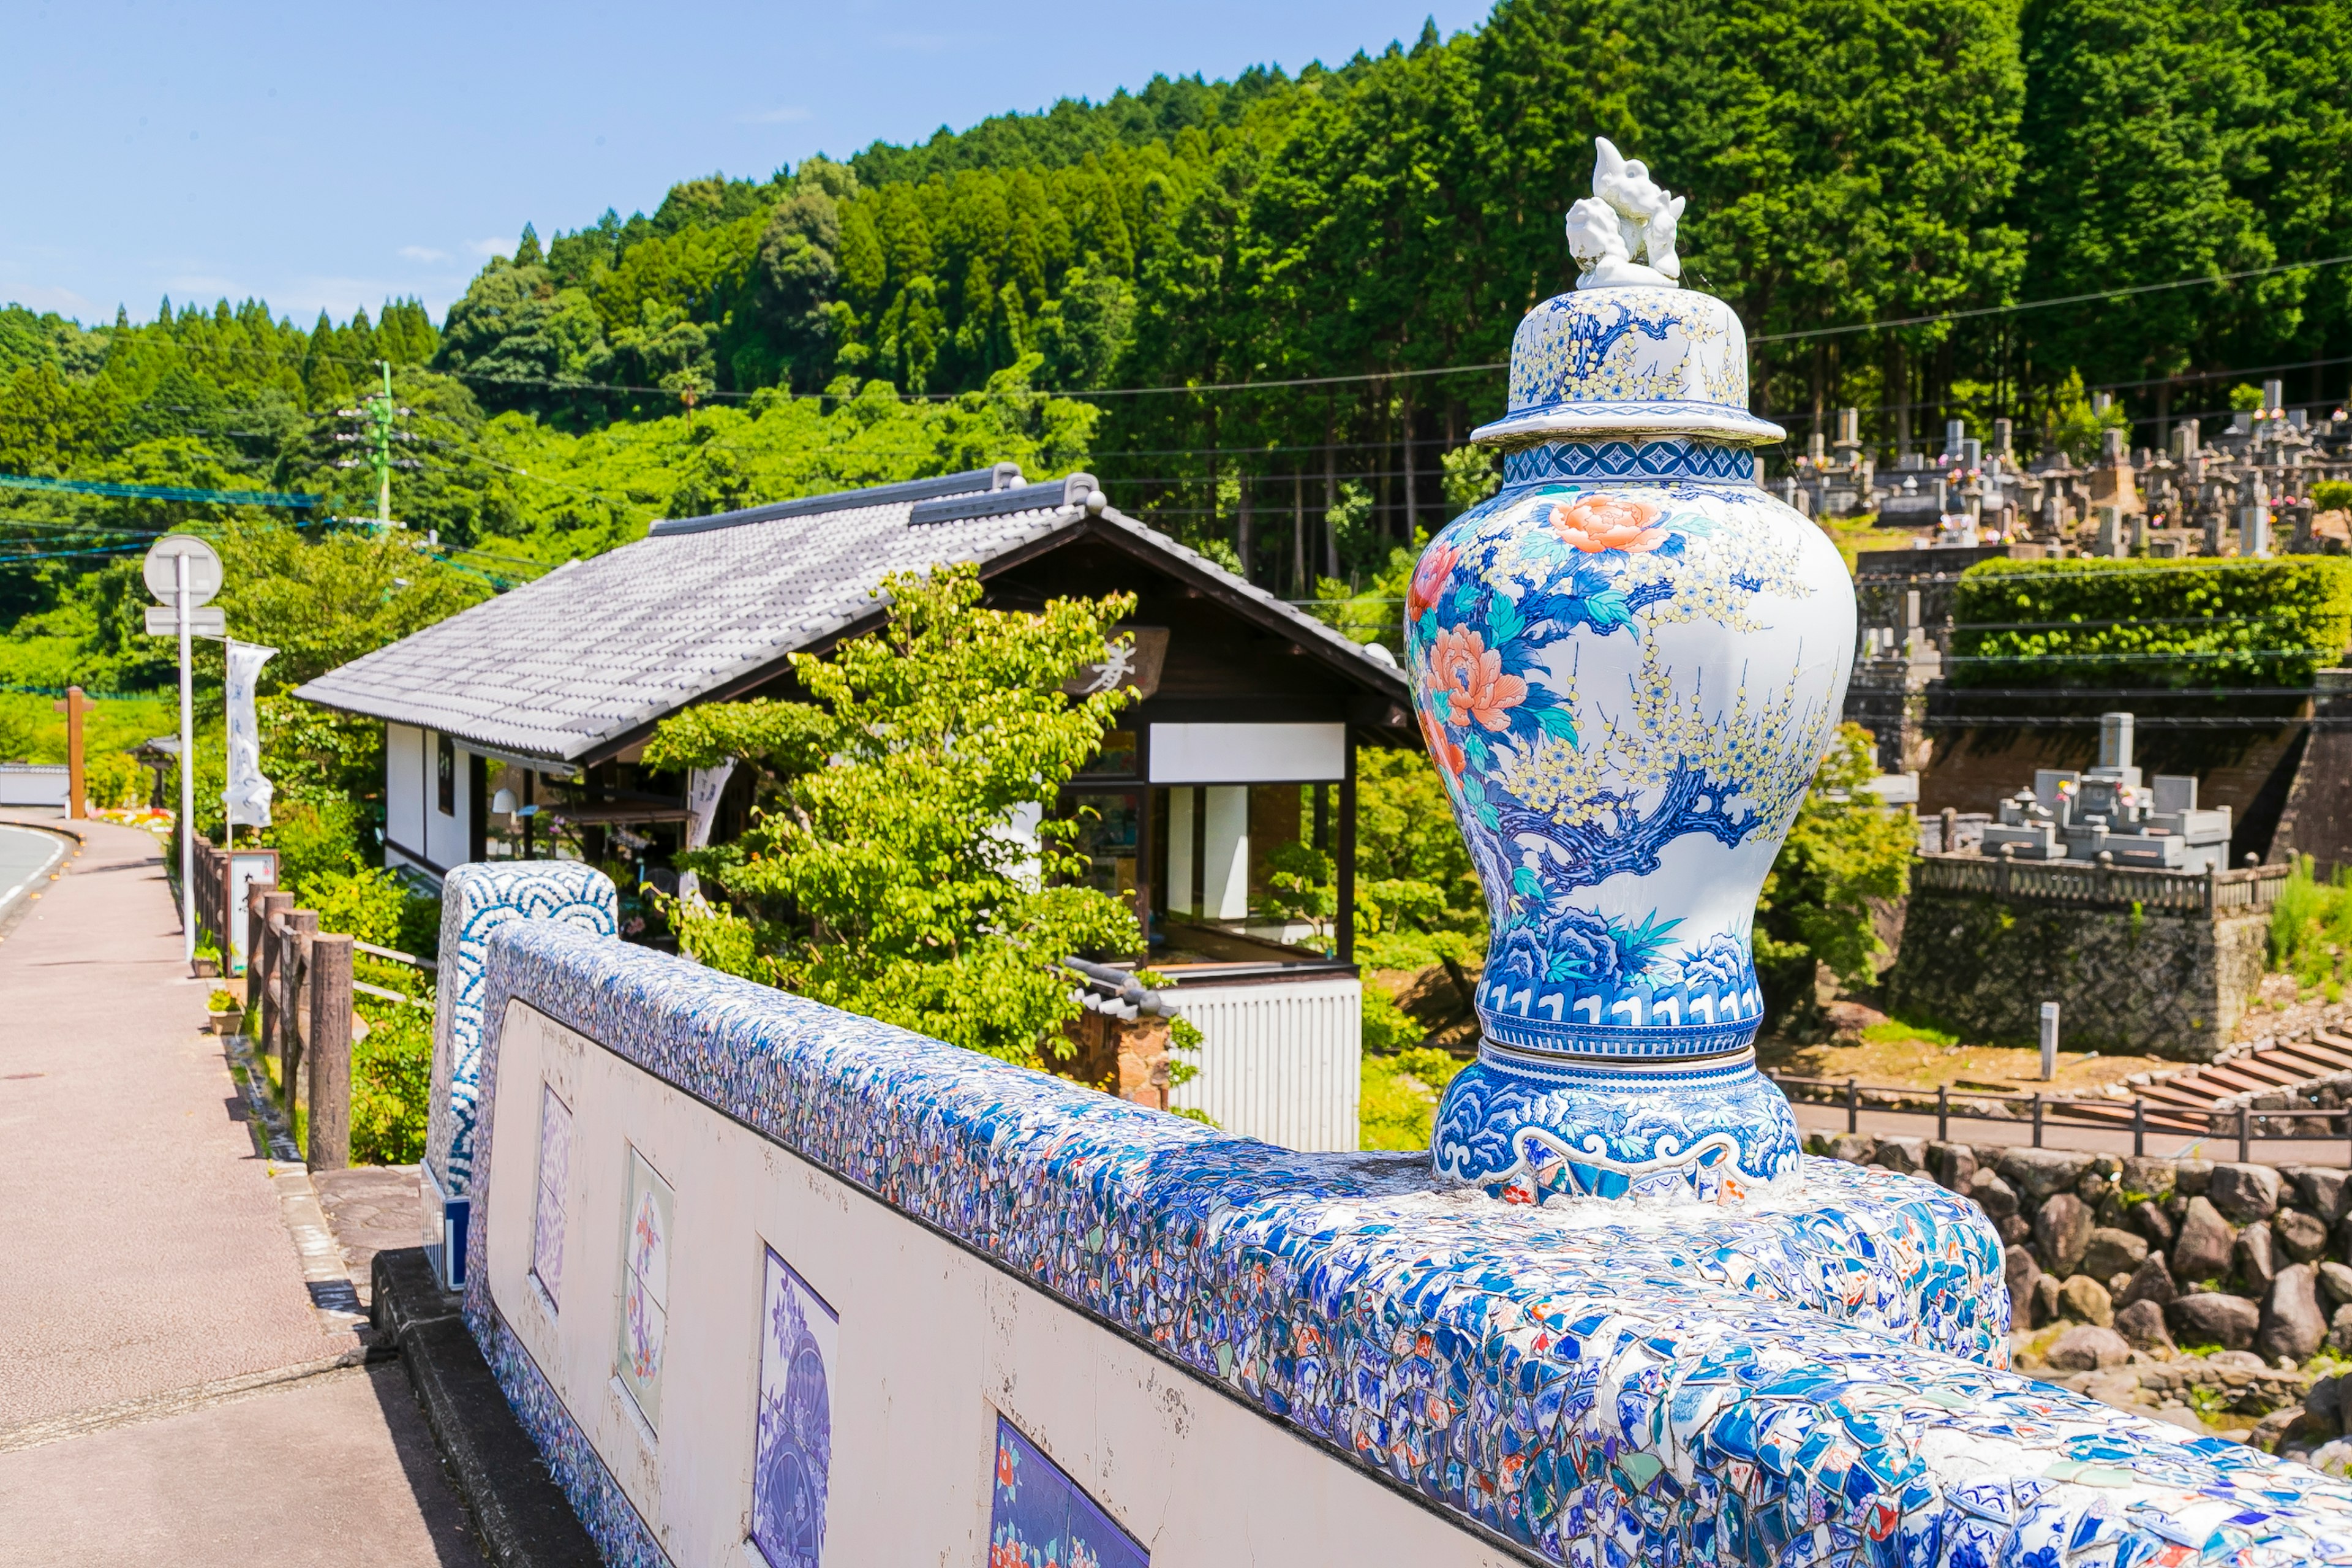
[1430, 624, 1527, 733]
[1419, 703, 1466, 777]
[1547, 492, 1668, 554]
[1407, 540, 1460, 622]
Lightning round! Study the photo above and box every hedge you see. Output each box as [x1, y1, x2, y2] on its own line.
[1948, 556, 2352, 688]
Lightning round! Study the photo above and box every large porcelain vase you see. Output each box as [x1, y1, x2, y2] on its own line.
[1409, 283, 1855, 1205]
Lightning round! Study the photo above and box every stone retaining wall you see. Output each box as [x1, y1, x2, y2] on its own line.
[1882, 884, 2270, 1060]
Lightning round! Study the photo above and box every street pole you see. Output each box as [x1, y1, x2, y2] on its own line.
[376, 360, 393, 529]
[176, 551, 195, 962]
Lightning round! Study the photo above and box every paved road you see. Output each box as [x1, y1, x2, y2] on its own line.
[0, 815, 481, 1566]
[0, 823, 64, 919]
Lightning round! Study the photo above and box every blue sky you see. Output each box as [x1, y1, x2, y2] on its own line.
[1, 0, 1492, 328]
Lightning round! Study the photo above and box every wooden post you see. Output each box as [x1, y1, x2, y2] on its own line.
[258, 891, 293, 1059]
[2239, 1106, 2252, 1164]
[306, 935, 353, 1170]
[281, 908, 318, 1103]
[2133, 1098, 2146, 1157]
[50, 686, 93, 819]
[1335, 739, 1357, 965]
[1936, 1084, 1948, 1142]
[1846, 1077, 1858, 1133]
[244, 880, 273, 1026]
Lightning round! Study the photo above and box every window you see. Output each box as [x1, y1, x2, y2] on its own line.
[437, 733, 456, 817]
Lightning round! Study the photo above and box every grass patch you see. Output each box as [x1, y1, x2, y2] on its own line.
[1860, 1019, 1963, 1049]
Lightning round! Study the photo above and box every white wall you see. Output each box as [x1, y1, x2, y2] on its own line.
[386, 723, 426, 870]
[1148, 722, 1345, 784]
[486, 1000, 1483, 1567]
[1166, 976, 1362, 1152]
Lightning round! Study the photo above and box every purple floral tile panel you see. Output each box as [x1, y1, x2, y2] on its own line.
[990, 1415, 1149, 1568]
[751, 1248, 837, 1567]
[530, 1084, 571, 1308]
[615, 1145, 673, 1430]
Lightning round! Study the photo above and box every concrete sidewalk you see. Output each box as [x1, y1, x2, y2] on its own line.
[0, 814, 482, 1566]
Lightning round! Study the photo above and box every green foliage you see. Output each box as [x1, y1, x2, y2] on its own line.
[350, 997, 432, 1165]
[643, 563, 1142, 1063]
[1440, 447, 1499, 515]
[2315, 480, 2352, 514]
[1754, 723, 1915, 1027]
[1951, 556, 2352, 688]
[2040, 369, 2130, 464]
[2271, 854, 2352, 996]
[1359, 1046, 1466, 1152]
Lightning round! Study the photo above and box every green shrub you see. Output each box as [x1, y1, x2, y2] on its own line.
[1950, 556, 2352, 689]
[2272, 854, 2352, 996]
[1361, 977, 1424, 1053]
[1359, 1046, 1466, 1151]
[2315, 480, 2352, 514]
[1754, 723, 1915, 1028]
[350, 997, 432, 1165]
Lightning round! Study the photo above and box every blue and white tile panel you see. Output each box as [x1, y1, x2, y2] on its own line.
[459, 918, 2352, 1567]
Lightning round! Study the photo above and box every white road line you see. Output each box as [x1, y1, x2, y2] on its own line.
[0, 827, 67, 918]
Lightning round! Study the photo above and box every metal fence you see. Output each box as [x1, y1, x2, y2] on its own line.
[1769, 1070, 2352, 1164]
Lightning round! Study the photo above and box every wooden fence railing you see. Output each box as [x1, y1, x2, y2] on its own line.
[236, 882, 432, 1170]
[1769, 1070, 2352, 1165]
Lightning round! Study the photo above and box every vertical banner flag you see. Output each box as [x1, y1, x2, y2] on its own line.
[223, 640, 278, 830]
[676, 760, 736, 905]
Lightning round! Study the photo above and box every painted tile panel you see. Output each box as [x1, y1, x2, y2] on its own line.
[530, 1084, 572, 1308]
[750, 1248, 837, 1568]
[615, 1146, 673, 1430]
[989, 1415, 1148, 1568]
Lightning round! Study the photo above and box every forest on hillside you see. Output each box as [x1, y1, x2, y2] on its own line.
[7, 0, 2352, 695]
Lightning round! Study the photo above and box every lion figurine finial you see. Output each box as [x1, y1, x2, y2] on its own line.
[1566, 137, 1686, 290]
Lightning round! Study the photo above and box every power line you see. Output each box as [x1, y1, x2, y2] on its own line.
[0, 472, 323, 508]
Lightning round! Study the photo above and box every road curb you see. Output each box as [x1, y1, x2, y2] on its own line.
[371, 1247, 600, 1568]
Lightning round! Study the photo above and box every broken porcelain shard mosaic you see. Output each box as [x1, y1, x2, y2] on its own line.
[1409, 138, 1854, 1205]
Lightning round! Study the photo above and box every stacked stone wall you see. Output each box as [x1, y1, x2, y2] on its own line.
[1822, 1133, 2352, 1455]
[1883, 886, 2269, 1060]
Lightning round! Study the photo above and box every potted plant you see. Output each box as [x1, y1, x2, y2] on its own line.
[207, 987, 244, 1036]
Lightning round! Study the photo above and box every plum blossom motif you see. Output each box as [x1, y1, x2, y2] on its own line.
[1430, 625, 1526, 732]
[1547, 492, 1667, 554]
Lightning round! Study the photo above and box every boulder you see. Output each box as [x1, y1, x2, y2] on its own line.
[2032, 1273, 2063, 1329]
[2168, 1291, 2261, 1351]
[2120, 1156, 2179, 1202]
[2278, 1208, 2331, 1264]
[1969, 1169, 2020, 1221]
[2310, 1373, 2347, 1438]
[2319, 1261, 2352, 1311]
[1828, 1134, 1877, 1165]
[2312, 1437, 2352, 1479]
[2045, 1324, 2132, 1371]
[2075, 1171, 2115, 1210]
[2251, 1405, 2303, 1453]
[1999, 1215, 2031, 1247]
[2301, 1167, 2352, 1224]
[2174, 1159, 2214, 1198]
[2060, 1273, 2114, 1328]
[1925, 1140, 1976, 1194]
[2209, 1162, 2283, 1223]
[2036, 1193, 2095, 1277]
[2081, 1227, 2150, 1280]
[2000, 1148, 2092, 1205]
[2119, 1253, 2177, 1310]
[2115, 1297, 2174, 1353]
[2237, 1223, 2279, 1292]
[2335, 1304, 2352, 1358]
[2130, 1200, 2176, 1251]
[2004, 1246, 2041, 1330]
[2260, 1263, 2329, 1363]
[2171, 1197, 2235, 1284]
[1871, 1136, 1924, 1175]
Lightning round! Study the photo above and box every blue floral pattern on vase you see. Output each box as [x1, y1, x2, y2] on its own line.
[1412, 282, 1853, 1205]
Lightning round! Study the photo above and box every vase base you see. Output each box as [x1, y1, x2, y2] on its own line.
[1430, 1046, 1802, 1206]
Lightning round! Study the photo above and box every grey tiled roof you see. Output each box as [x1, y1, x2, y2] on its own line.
[293, 469, 1405, 765]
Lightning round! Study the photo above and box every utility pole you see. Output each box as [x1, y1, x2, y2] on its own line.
[51, 686, 94, 818]
[336, 361, 417, 532]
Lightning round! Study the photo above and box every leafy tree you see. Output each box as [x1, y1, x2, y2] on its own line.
[1752, 723, 1915, 1027]
[639, 564, 1143, 1063]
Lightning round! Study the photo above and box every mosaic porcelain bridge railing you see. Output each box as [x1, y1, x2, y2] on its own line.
[456, 912, 2352, 1567]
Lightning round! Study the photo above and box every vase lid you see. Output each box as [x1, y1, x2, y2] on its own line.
[1471, 141, 1785, 451]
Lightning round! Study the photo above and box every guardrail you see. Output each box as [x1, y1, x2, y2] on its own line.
[1909, 852, 2290, 915]
[1768, 1069, 2351, 1164]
